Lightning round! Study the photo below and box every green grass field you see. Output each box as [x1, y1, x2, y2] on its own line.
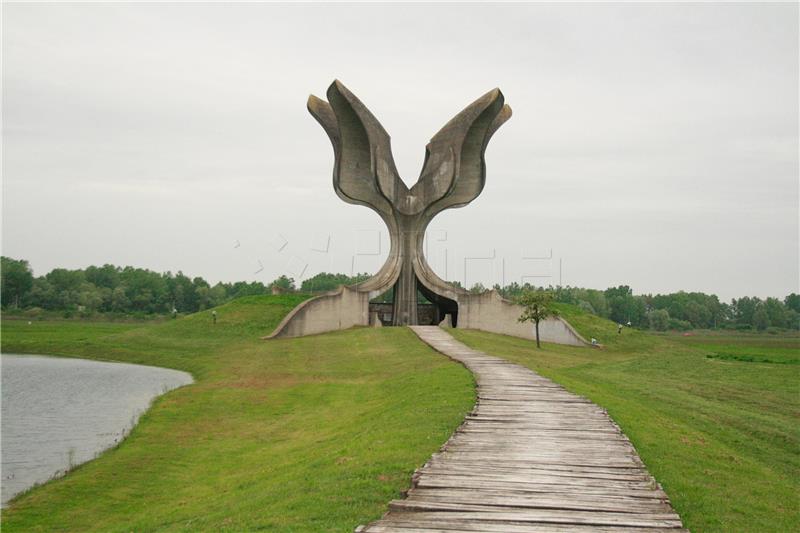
[0, 295, 475, 532]
[450, 306, 800, 533]
[662, 329, 800, 364]
[2, 297, 798, 532]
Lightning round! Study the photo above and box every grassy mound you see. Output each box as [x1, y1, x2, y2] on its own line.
[1, 296, 475, 532]
[451, 304, 799, 533]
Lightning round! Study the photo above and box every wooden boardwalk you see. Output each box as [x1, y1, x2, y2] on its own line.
[356, 326, 687, 533]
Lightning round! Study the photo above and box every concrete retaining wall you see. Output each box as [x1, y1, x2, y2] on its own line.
[264, 286, 371, 339]
[457, 291, 588, 347]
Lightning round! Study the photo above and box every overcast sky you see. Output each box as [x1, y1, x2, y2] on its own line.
[3, 2, 798, 301]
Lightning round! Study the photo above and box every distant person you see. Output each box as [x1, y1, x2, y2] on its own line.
[618, 323, 623, 334]
[591, 337, 598, 346]
[212, 310, 217, 325]
[172, 307, 178, 319]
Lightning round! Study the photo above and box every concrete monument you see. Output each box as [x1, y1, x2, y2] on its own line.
[267, 81, 587, 347]
[307, 80, 510, 326]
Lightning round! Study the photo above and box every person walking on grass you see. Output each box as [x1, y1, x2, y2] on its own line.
[618, 323, 623, 334]
[212, 310, 217, 325]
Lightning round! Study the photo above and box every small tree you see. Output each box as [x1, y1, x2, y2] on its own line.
[517, 290, 559, 348]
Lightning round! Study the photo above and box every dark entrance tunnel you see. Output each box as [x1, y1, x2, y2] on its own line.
[369, 279, 458, 327]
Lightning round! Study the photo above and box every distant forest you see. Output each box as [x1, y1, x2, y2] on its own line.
[2, 257, 798, 332]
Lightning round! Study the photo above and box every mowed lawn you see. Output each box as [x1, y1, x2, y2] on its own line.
[0, 295, 475, 532]
[450, 307, 800, 533]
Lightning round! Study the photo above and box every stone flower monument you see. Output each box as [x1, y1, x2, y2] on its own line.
[267, 81, 586, 347]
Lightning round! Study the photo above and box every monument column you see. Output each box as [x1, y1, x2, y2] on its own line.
[392, 215, 421, 325]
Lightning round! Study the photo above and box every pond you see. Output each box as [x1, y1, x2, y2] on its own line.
[1, 354, 193, 506]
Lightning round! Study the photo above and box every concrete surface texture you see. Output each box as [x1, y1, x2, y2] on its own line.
[267, 286, 370, 339]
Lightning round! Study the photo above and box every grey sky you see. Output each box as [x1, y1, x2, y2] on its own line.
[2, 2, 798, 301]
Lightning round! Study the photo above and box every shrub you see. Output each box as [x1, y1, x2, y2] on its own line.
[668, 318, 692, 331]
[24, 307, 44, 318]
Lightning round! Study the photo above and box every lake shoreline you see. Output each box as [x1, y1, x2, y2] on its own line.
[1, 353, 193, 506]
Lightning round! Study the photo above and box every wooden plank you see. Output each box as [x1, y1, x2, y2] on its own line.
[419, 464, 655, 482]
[414, 479, 670, 501]
[406, 488, 675, 513]
[387, 501, 683, 527]
[415, 472, 659, 490]
[364, 520, 689, 533]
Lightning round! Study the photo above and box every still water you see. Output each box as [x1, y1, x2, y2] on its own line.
[1, 354, 193, 506]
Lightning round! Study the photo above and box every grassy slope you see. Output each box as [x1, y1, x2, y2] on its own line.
[449, 304, 800, 533]
[1, 295, 475, 532]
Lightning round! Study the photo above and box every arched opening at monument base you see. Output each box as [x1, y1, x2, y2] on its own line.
[417, 279, 458, 327]
[368, 278, 458, 327]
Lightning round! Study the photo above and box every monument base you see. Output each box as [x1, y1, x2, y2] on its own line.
[264, 287, 588, 347]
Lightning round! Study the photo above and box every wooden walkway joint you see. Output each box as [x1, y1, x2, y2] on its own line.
[356, 326, 687, 533]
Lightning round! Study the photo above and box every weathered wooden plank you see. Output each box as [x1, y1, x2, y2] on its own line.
[388, 501, 683, 527]
[406, 488, 674, 513]
[415, 472, 659, 490]
[414, 479, 670, 501]
[363, 520, 689, 533]
[424, 458, 652, 477]
[356, 327, 685, 532]
[419, 464, 655, 482]
[434, 451, 644, 467]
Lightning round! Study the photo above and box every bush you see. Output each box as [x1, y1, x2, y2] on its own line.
[23, 307, 44, 318]
[668, 318, 692, 331]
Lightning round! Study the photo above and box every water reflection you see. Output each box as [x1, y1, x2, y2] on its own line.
[1, 354, 193, 506]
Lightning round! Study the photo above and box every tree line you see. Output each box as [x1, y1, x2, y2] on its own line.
[488, 282, 799, 332]
[0, 257, 370, 317]
[2, 257, 798, 330]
